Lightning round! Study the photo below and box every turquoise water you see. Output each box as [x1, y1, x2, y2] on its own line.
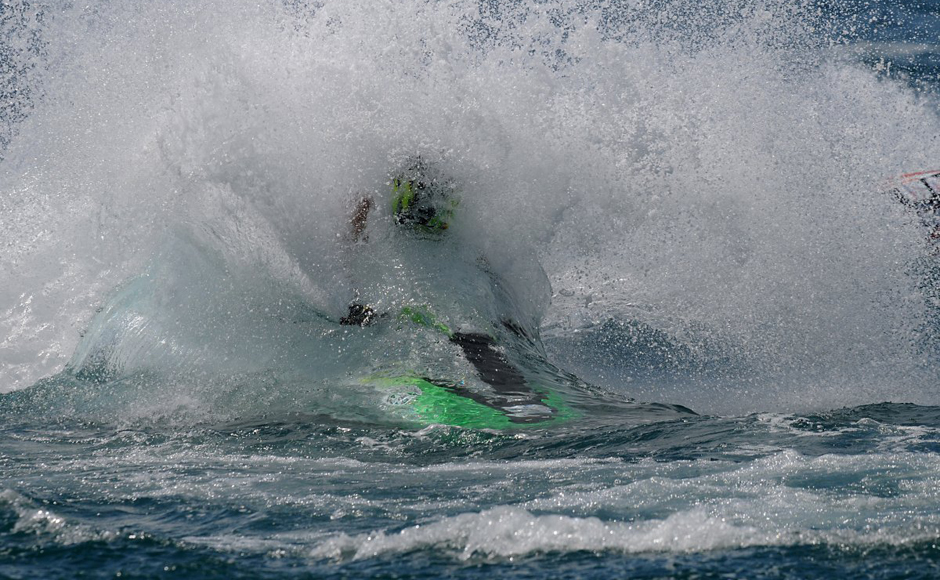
[4, 1, 940, 578]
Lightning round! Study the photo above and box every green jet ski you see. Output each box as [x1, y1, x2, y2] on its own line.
[343, 158, 579, 429]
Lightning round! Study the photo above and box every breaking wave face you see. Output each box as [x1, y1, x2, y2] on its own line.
[2, 0, 940, 419]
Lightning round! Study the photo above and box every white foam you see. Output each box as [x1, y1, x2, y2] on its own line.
[1, 0, 939, 417]
[0, 489, 118, 545]
[306, 450, 940, 561]
[309, 505, 773, 561]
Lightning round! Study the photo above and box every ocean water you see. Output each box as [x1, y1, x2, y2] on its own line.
[3, 0, 940, 578]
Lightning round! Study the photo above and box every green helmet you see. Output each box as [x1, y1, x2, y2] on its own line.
[391, 158, 459, 234]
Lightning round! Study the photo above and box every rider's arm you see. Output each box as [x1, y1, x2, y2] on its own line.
[351, 196, 373, 242]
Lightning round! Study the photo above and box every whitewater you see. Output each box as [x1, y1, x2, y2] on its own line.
[3, 0, 940, 577]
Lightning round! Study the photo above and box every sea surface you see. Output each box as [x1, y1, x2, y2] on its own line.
[3, 1, 940, 578]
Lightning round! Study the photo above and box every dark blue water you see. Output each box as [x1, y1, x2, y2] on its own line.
[4, 1, 940, 578]
[4, 404, 940, 579]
